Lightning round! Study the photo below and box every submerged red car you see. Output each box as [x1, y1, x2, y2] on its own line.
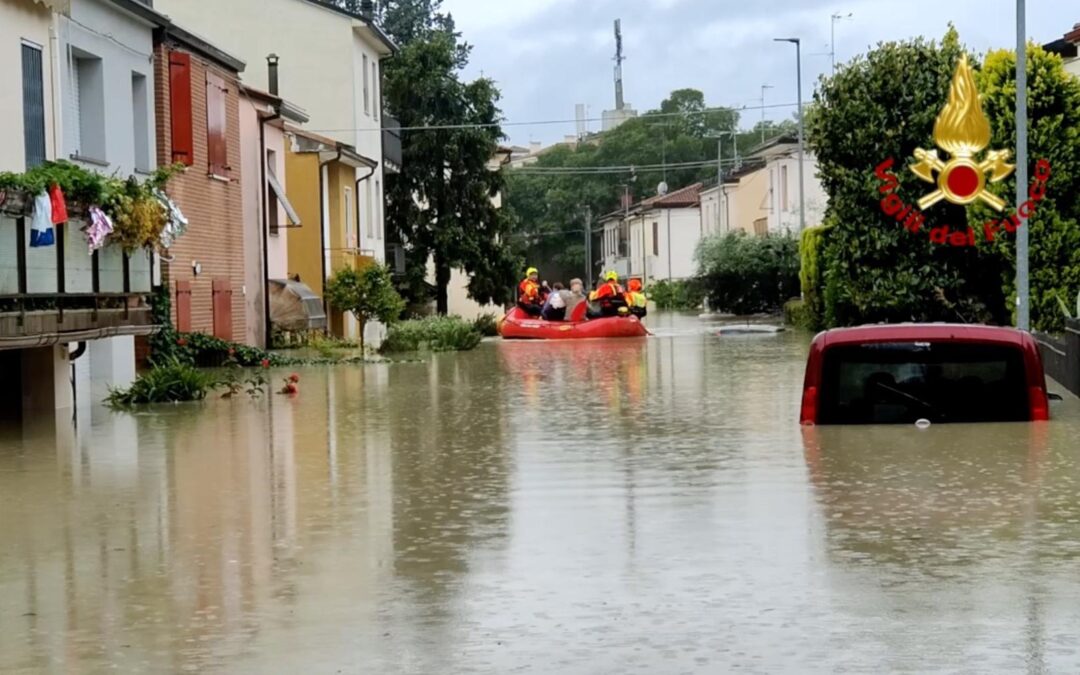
[800, 324, 1050, 425]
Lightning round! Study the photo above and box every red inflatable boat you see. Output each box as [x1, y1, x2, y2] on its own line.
[497, 307, 648, 340]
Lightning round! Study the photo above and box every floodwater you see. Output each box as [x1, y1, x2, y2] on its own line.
[3, 313, 1080, 674]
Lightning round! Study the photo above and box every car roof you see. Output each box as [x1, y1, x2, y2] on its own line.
[814, 323, 1027, 349]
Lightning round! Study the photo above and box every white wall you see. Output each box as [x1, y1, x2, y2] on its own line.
[0, 0, 57, 172]
[156, 0, 390, 262]
[59, 0, 156, 177]
[636, 208, 701, 282]
[766, 153, 827, 234]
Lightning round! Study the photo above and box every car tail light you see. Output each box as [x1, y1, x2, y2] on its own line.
[1029, 385, 1049, 421]
[800, 386, 818, 425]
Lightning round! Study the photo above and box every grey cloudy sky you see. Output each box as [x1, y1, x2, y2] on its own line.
[440, 0, 1070, 146]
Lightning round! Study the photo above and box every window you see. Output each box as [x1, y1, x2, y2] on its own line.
[372, 61, 379, 121]
[344, 186, 356, 249]
[21, 43, 46, 169]
[780, 164, 789, 211]
[71, 49, 105, 162]
[365, 180, 374, 239]
[753, 217, 767, 236]
[375, 179, 381, 239]
[652, 222, 659, 256]
[206, 72, 228, 176]
[266, 150, 280, 233]
[169, 51, 193, 165]
[131, 72, 150, 172]
[362, 54, 369, 116]
[818, 342, 1029, 424]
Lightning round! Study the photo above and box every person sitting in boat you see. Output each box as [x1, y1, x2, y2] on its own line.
[589, 271, 628, 318]
[625, 278, 647, 318]
[518, 267, 543, 317]
[541, 282, 572, 321]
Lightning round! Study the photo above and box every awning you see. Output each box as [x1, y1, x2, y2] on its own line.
[267, 167, 301, 226]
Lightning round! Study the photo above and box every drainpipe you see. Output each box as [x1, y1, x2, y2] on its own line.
[259, 55, 283, 349]
[355, 163, 378, 254]
[319, 150, 343, 311]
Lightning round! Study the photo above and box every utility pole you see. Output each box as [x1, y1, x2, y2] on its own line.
[666, 208, 673, 281]
[760, 84, 773, 142]
[1016, 0, 1029, 330]
[584, 205, 593, 290]
[830, 13, 852, 72]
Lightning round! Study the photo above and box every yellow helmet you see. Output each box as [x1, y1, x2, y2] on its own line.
[605, 270, 618, 281]
[526, 267, 538, 276]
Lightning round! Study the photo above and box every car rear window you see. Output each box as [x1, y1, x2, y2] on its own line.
[818, 341, 1029, 424]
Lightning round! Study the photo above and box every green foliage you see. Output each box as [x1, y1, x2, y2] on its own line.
[783, 298, 811, 328]
[649, 279, 704, 310]
[380, 316, 482, 353]
[809, 30, 1080, 330]
[380, 0, 518, 312]
[695, 232, 799, 315]
[105, 358, 216, 406]
[798, 223, 831, 331]
[325, 264, 406, 348]
[1056, 289, 1080, 320]
[973, 45, 1080, 332]
[472, 312, 500, 337]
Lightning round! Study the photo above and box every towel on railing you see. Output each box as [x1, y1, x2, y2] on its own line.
[49, 184, 68, 224]
[85, 206, 114, 253]
[30, 191, 55, 247]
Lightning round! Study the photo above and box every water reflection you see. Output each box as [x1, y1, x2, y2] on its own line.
[1, 319, 1079, 672]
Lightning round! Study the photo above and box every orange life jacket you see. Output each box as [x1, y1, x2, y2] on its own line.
[518, 278, 540, 304]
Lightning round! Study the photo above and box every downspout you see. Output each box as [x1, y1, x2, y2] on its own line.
[319, 150, 343, 306]
[355, 163, 378, 252]
[259, 55, 282, 349]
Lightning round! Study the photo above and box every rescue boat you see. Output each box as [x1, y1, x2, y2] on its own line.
[497, 307, 649, 340]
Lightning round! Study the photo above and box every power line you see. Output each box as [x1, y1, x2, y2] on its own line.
[510, 157, 756, 176]
[304, 100, 803, 135]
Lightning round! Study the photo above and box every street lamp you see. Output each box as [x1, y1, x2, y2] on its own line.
[830, 12, 853, 72]
[774, 38, 805, 235]
[1016, 0, 1029, 329]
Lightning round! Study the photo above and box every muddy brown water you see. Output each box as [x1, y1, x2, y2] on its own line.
[2, 314, 1080, 673]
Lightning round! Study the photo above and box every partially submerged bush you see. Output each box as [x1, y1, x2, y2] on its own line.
[380, 316, 482, 353]
[695, 232, 799, 315]
[106, 359, 217, 406]
[473, 312, 500, 337]
[649, 279, 704, 310]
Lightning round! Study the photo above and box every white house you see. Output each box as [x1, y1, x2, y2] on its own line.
[600, 183, 704, 283]
[1045, 24, 1080, 78]
[155, 0, 395, 263]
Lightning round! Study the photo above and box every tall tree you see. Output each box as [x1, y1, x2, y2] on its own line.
[375, 0, 516, 313]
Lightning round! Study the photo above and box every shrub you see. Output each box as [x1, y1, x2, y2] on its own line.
[380, 316, 482, 353]
[695, 232, 800, 315]
[798, 223, 831, 331]
[649, 279, 704, 310]
[106, 358, 216, 406]
[325, 264, 406, 350]
[473, 312, 500, 337]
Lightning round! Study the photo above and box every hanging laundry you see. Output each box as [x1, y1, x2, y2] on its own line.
[30, 191, 55, 247]
[154, 188, 188, 251]
[49, 184, 68, 224]
[85, 206, 114, 253]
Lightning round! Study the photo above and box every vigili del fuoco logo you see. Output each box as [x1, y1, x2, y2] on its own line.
[874, 54, 1051, 247]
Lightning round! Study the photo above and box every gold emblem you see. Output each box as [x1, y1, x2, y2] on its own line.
[910, 55, 1013, 210]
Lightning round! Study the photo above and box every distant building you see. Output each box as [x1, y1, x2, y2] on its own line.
[1044, 23, 1080, 77]
[601, 105, 638, 132]
[599, 182, 704, 283]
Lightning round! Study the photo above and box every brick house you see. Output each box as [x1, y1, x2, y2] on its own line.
[153, 24, 249, 342]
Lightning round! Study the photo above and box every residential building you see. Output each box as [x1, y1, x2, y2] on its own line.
[153, 23, 250, 343]
[154, 0, 396, 263]
[284, 126, 377, 340]
[1045, 23, 1080, 77]
[1, 0, 161, 419]
[599, 183, 704, 283]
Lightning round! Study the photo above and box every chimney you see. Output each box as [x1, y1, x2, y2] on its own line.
[267, 54, 280, 96]
[360, 0, 375, 18]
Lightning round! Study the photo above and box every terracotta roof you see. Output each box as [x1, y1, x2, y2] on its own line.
[1065, 22, 1080, 43]
[640, 182, 703, 210]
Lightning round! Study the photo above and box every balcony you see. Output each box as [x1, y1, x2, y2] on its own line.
[327, 248, 377, 276]
[0, 209, 156, 349]
[382, 114, 402, 174]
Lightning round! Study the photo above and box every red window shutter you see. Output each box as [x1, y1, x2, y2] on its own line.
[206, 73, 228, 176]
[212, 278, 233, 341]
[175, 280, 192, 332]
[169, 52, 193, 166]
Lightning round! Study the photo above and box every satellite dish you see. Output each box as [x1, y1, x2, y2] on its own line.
[657, 181, 669, 196]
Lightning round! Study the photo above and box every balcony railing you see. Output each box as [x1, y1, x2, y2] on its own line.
[382, 114, 402, 173]
[0, 212, 156, 348]
[327, 248, 376, 276]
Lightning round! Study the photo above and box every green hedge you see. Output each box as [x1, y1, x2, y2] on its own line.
[695, 232, 800, 315]
[797, 223, 831, 331]
[380, 316, 482, 354]
[649, 279, 704, 310]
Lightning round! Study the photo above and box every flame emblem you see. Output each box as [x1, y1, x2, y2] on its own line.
[910, 55, 1014, 210]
